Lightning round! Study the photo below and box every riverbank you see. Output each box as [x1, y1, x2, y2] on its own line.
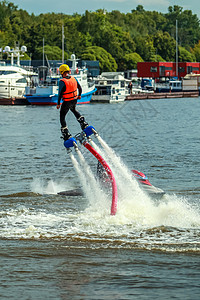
[126, 91, 199, 101]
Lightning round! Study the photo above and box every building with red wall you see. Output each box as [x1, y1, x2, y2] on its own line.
[137, 62, 200, 79]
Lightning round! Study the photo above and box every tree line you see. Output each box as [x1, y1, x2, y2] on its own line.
[1, 1, 200, 71]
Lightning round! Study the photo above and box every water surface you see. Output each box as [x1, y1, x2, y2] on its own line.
[0, 98, 200, 299]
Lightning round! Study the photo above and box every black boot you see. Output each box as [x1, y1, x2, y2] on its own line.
[78, 116, 89, 130]
[61, 127, 72, 141]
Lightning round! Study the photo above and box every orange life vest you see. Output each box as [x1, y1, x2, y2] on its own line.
[61, 77, 78, 101]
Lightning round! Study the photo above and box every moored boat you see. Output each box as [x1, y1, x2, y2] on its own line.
[154, 79, 182, 93]
[25, 54, 96, 105]
[0, 46, 37, 105]
[91, 72, 130, 103]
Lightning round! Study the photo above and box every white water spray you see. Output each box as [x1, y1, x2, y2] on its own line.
[69, 152, 92, 200]
[77, 150, 108, 201]
[91, 136, 200, 228]
[70, 150, 110, 212]
[94, 136, 148, 202]
[31, 133, 200, 229]
[31, 178, 68, 195]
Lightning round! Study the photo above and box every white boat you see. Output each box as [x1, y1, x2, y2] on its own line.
[91, 72, 130, 103]
[0, 46, 37, 105]
[182, 73, 200, 93]
[0, 64, 37, 95]
[25, 54, 96, 105]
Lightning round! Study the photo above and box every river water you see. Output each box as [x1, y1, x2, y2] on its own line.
[0, 98, 200, 299]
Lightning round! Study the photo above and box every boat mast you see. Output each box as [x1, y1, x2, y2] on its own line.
[176, 19, 178, 78]
[62, 25, 64, 63]
[43, 37, 45, 81]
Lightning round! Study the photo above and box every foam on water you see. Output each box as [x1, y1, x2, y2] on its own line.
[86, 136, 200, 229]
[31, 178, 69, 195]
[1, 192, 199, 252]
[2, 135, 199, 251]
[30, 136, 200, 230]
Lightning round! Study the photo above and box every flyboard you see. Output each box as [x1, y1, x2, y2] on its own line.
[62, 126, 165, 214]
[63, 126, 118, 216]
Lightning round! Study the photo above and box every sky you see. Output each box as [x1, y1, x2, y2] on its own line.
[11, 0, 200, 19]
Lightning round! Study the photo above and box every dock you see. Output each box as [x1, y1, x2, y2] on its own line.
[125, 91, 199, 101]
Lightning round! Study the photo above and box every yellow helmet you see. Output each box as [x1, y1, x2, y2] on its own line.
[59, 64, 70, 74]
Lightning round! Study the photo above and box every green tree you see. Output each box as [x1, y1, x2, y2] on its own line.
[0, 0, 17, 30]
[164, 5, 200, 48]
[0, 29, 9, 47]
[151, 54, 165, 62]
[99, 25, 135, 63]
[34, 45, 67, 60]
[78, 10, 135, 65]
[153, 31, 176, 61]
[108, 10, 126, 28]
[1, 2, 200, 69]
[1, 16, 15, 45]
[80, 46, 117, 72]
[122, 52, 143, 70]
[64, 15, 92, 56]
[135, 35, 155, 61]
[178, 46, 196, 62]
[191, 41, 200, 61]
[20, 51, 30, 60]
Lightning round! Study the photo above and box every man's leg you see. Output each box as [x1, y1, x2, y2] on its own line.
[60, 102, 72, 140]
[69, 100, 89, 130]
